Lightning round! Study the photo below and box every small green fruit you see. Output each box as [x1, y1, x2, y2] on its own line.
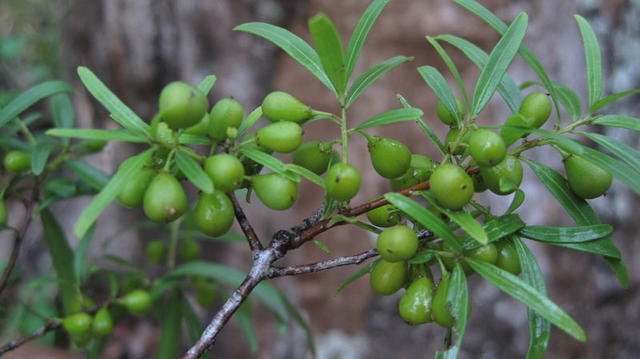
[468, 129, 506, 167]
[292, 141, 333, 175]
[143, 173, 187, 223]
[480, 155, 523, 195]
[430, 164, 474, 210]
[390, 154, 435, 191]
[256, 121, 303, 153]
[208, 98, 244, 142]
[369, 260, 407, 296]
[252, 174, 298, 210]
[120, 289, 152, 314]
[63, 312, 93, 336]
[325, 163, 361, 201]
[3, 150, 31, 174]
[195, 190, 235, 236]
[436, 98, 465, 126]
[519, 92, 552, 128]
[500, 113, 530, 147]
[445, 128, 471, 155]
[92, 307, 114, 336]
[398, 277, 434, 325]
[368, 137, 412, 179]
[366, 204, 401, 227]
[564, 155, 612, 199]
[180, 239, 201, 261]
[117, 168, 155, 208]
[204, 154, 245, 192]
[158, 82, 209, 129]
[432, 277, 455, 328]
[262, 91, 312, 123]
[376, 225, 418, 262]
[146, 240, 166, 264]
[184, 114, 211, 136]
[496, 240, 521, 275]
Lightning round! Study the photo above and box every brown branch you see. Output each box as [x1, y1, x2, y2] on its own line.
[267, 249, 378, 278]
[228, 193, 263, 251]
[0, 321, 60, 356]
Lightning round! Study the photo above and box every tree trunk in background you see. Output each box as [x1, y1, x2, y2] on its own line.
[57, 0, 639, 358]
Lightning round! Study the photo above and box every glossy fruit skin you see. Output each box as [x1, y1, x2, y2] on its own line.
[120, 289, 152, 314]
[252, 174, 298, 210]
[564, 155, 612, 199]
[92, 307, 114, 336]
[431, 277, 456, 328]
[146, 240, 166, 264]
[117, 168, 155, 208]
[390, 154, 435, 191]
[262, 91, 312, 123]
[208, 98, 244, 142]
[519, 92, 552, 128]
[445, 128, 471, 155]
[399, 277, 434, 325]
[184, 114, 210, 136]
[500, 113, 529, 147]
[469, 243, 498, 264]
[158, 82, 209, 130]
[256, 121, 303, 153]
[369, 260, 407, 295]
[143, 173, 187, 223]
[325, 163, 361, 201]
[180, 239, 201, 261]
[368, 137, 412, 179]
[480, 155, 523, 195]
[3, 150, 31, 174]
[204, 154, 245, 192]
[468, 129, 506, 167]
[71, 332, 92, 347]
[376, 225, 419, 262]
[292, 141, 333, 175]
[366, 204, 401, 227]
[0, 200, 7, 225]
[430, 164, 474, 210]
[63, 312, 93, 336]
[436, 98, 465, 126]
[496, 241, 521, 275]
[195, 190, 235, 236]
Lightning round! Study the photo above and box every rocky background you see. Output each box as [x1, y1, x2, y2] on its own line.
[1, 0, 639, 358]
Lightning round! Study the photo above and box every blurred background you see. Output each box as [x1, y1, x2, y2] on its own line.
[1, 0, 639, 358]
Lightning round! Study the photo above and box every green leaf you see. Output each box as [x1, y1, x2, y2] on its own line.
[354, 108, 423, 130]
[45, 128, 146, 143]
[234, 22, 335, 93]
[178, 133, 212, 145]
[235, 301, 259, 353]
[471, 13, 528, 118]
[504, 188, 525, 215]
[385, 193, 463, 252]
[520, 224, 613, 243]
[77, 67, 150, 137]
[466, 258, 586, 342]
[237, 106, 263, 137]
[418, 65, 462, 126]
[592, 115, 640, 131]
[346, 56, 412, 107]
[74, 224, 96, 282]
[345, 0, 392, 78]
[284, 163, 325, 188]
[175, 150, 213, 194]
[426, 36, 469, 108]
[181, 298, 203, 345]
[197, 75, 217, 96]
[157, 290, 182, 359]
[0, 80, 74, 128]
[41, 209, 78, 315]
[435, 264, 468, 359]
[309, 14, 347, 96]
[421, 192, 487, 245]
[574, 15, 603, 109]
[553, 82, 582, 122]
[462, 214, 526, 250]
[396, 94, 446, 156]
[30, 141, 56, 175]
[50, 94, 75, 146]
[580, 132, 640, 175]
[591, 89, 640, 113]
[74, 149, 153, 238]
[313, 240, 330, 253]
[408, 251, 435, 264]
[66, 160, 110, 191]
[239, 147, 300, 183]
[513, 238, 550, 359]
[336, 259, 377, 293]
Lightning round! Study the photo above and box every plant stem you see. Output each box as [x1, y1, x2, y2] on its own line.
[340, 107, 348, 163]
[13, 118, 36, 145]
[167, 218, 182, 271]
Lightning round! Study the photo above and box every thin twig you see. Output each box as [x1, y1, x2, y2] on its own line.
[0, 321, 60, 356]
[228, 193, 263, 251]
[267, 249, 378, 278]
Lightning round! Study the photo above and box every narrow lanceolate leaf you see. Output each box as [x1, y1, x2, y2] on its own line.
[280, 294, 317, 356]
[590, 89, 640, 113]
[234, 22, 335, 93]
[462, 214, 525, 250]
[471, 13, 528, 118]
[553, 82, 582, 122]
[157, 290, 182, 359]
[396, 94, 446, 155]
[235, 301, 259, 353]
[309, 14, 347, 96]
[50, 93, 75, 145]
[74, 224, 96, 282]
[592, 115, 640, 131]
[77, 67, 150, 137]
[422, 192, 487, 245]
[31, 141, 56, 175]
[175, 150, 213, 194]
[513, 238, 550, 359]
[418, 66, 462, 126]
[46, 128, 146, 143]
[574, 15, 603, 109]
[466, 258, 586, 342]
[197, 74, 217, 96]
[178, 134, 211, 146]
[0, 81, 74, 128]
[519, 224, 613, 243]
[336, 260, 377, 293]
[437, 264, 469, 359]
[239, 147, 300, 183]
[580, 132, 640, 175]
[66, 160, 110, 191]
[427, 36, 469, 108]
[345, 0, 392, 78]
[284, 163, 325, 188]
[354, 108, 423, 130]
[385, 193, 463, 252]
[74, 149, 153, 238]
[237, 106, 263, 137]
[346, 56, 412, 107]
[505, 188, 525, 215]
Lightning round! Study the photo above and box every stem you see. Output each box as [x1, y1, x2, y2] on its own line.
[163, 149, 176, 172]
[13, 118, 36, 145]
[167, 218, 182, 271]
[340, 107, 348, 163]
[267, 249, 378, 278]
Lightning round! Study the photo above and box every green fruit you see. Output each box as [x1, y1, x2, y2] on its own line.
[146, 240, 166, 264]
[121, 276, 145, 294]
[292, 141, 333, 175]
[143, 173, 187, 223]
[120, 289, 152, 314]
[3, 150, 31, 174]
[195, 190, 235, 236]
[500, 113, 530, 147]
[184, 114, 211, 136]
[445, 128, 471, 155]
[0, 200, 7, 225]
[468, 129, 506, 167]
[436, 98, 465, 126]
[204, 154, 245, 192]
[480, 155, 523, 195]
[430, 164, 474, 210]
[519, 92, 552, 128]
[468, 243, 498, 265]
[63, 312, 93, 336]
[496, 241, 521, 275]
[180, 239, 201, 261]
[117, 168, 155, 208]
[432, 277, 455, 328]
[368, 137, 412, 179]
[564, 155, 612, 199]
[369, 260, 407, 295]
[398, 277, 434, 325]
[256, 121, 303, 153]
[92, 307, 114, 336]
[158, 82, 209, 129]
[390, 155, 435, 191]
[262, 91, 312, 123]
[252, 173, 298, 210]
[366, 204, 401, 227]
[376, 225, 418, 262]
[70, 332, 93, 347]
[325, 163, 361, 201]
[208, 98, 244, 141]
